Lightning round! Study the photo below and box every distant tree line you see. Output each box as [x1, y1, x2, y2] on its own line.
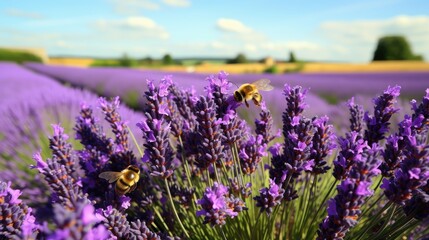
[373, 35, 423, 61]
[0, 48, 43, 64]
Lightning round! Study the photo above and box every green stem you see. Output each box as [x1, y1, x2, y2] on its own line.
[354, 201, 393, 240]
[296, 175, 310, 237]
[360, 193, 384, 217]
[307, 179, 337, 234]
[301, 174, 317, 239]
[252, 211, 262, 239]
[153, 206, 173, 236]
[127, 126, 143, 157]
[371, 204, 397, 239]
[233, 143, 245, 185]
[164, 178, 190, 238]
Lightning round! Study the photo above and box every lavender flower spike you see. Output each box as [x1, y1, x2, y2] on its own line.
[40, 200, 108, 239]
[381, 135, 429, 205]
[138, 117, 175, 179]
[318, 144, 382, 239]
[254, 179, 285, 215]
[239, 134, 267, 175]
[0, 181, 38, 239]
[310, 116, 336, 175]
[99, 96, 130, 153]
[196, 182, 246, 227]
[364, 85, 401, 145]
[193, 96, 226, 170]
[347, 97, 364, 135]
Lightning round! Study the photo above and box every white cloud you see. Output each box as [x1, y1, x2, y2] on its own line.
[244, 44, 257, 52]
[4, 8, 43, 19]
[110, 0, 160, 15]
[95, 16, 170, 39]
[216, 18, 253, 34]
[320, 15, 429, 61]
[216, 18, 266, 43]
[162, 0, 191, 7]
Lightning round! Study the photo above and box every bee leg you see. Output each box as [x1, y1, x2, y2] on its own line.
[129, 183, 138, 192]
[245, 100, 250, 108]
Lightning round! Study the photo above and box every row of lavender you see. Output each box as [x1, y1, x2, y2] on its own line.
[0, 62, 145, 238]
[2, 66, 429, 239]
[22, 63, 340, 125]
[24, 63, 429, 99]
[23, 63, 426, 131]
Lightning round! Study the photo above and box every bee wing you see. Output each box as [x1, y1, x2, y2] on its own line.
[251, 79, 274, 91]
[99, 171, 122, 183]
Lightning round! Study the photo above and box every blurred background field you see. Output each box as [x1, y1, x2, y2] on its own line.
[1, 1, 429, 239]
[1, 0, 428, 131]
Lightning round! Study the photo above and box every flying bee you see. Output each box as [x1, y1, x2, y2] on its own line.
[233, 79, 274, 107]
[99, 165, 140, 195]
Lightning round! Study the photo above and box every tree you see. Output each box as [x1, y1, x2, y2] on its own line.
[140, 56, 153, 65]
[373, 35, 423, 61]
[162, 54, 174, 65]
[118, 53, 135, 67]
[227, 53, 248, 64]
[288, 51, 297, 63]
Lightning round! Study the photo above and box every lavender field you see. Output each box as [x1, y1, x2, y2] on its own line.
[1, 61, 429, 239]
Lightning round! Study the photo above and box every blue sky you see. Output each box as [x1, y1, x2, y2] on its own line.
[1, 0, 428, 62]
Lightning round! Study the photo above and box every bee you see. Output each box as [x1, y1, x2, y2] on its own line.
[99, 165, 140, 195]
[233, 79, 274, 107]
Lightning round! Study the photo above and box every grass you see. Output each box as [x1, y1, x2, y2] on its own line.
[46, 58, 429, 74]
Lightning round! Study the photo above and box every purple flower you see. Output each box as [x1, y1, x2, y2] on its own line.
[333, 131, 369, 180]
[30, 152, 48, 174]
[49, 124, 80, 182]
[129, 219, 161, 240]
[269, 84, 315, 201]
[32, 126, 86, 209]
[0, 181, 37, 239]
[309, 116, 336, 174]
[40, 200, 107, 240]
[97, 205, 131, 239]
[255, 101, 278, 144]
[347, 97, 364, 134]
[205, 71, 234, 118]
[364, 85, 401, 145]
[318, 142, 382, 239]
[254, 179, 285, 215]
[239, 135, 267, 175]
[193, 96, 226, 170]
[98, 96, 130, 153]
[381, 137, 429, 205]
[205, 71, 230, 98]
[139, 79, 175, 179]
[138, 116, 175, 179]
[196, 182, 246, 227]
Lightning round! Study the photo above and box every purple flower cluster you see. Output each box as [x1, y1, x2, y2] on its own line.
[347, 97, 364, 135]
[39, 200, 108, 239]
[193, 96, 226, 170]
[139, 78, 175, 179]
[0, 181, 37, 239]
[196, 182, 246, 226]
[254, 102, 279, 145]
[364, 85, 401, 145]
[99, 96, 130, 153]
[318, 144, 382, 239]
[32, 125, 86, 209]
[254, 179, 284, 215]
[269, 84, 334, 201]
[333, 131, 368, 180]
[239, 135, 267, 175]
[310, 116, 336, 174]
[381, 136, 429, 205]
